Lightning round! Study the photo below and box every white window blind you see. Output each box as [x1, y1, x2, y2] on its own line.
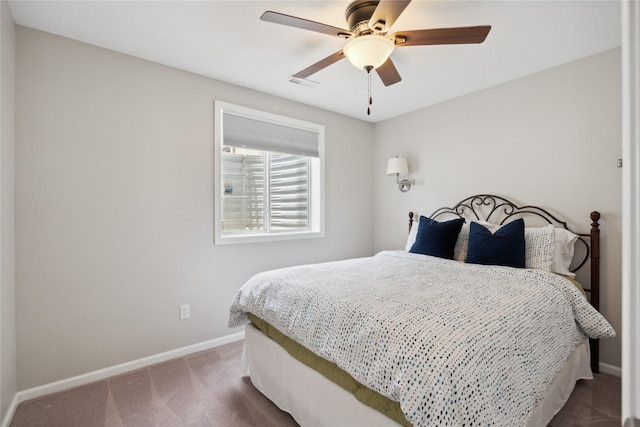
[224, 113, 319, 157]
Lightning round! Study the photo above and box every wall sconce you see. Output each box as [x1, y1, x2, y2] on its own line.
[386, 156, 415, 192]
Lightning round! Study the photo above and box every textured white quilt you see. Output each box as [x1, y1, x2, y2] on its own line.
[228, 251, 615, 426]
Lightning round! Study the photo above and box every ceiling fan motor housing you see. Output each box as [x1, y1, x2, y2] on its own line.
[346, 0, 381, 33]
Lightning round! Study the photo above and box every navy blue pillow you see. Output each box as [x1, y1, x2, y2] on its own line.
[409, 216, 465, 260]
[465, 219, 526, 268]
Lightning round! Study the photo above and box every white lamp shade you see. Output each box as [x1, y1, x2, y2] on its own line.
[387, 157, 409, 176]
[343, 35, 395, 70]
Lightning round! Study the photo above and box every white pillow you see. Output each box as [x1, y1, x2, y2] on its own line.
[524, 225, 556, 272]
[453, 222, 470, 261]
[552, 228, 579, 277]
[405, 217, 420, 251]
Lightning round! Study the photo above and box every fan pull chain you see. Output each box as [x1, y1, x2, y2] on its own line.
[365, 66, 373, 116]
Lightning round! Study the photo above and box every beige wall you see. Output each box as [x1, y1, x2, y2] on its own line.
[373, 48, 622, 368]
[15, 27, 374, 390]
[0, 0, 16, 419]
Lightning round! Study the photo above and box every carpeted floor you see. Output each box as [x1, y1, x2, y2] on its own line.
[10, 340, 620, 426]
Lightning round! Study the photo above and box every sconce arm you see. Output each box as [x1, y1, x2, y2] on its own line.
[395, 174, 415, 192]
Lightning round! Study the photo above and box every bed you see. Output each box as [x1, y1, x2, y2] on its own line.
[228, 194, 615, 426]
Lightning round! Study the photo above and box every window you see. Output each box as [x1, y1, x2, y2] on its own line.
[214, 101, 324, 244]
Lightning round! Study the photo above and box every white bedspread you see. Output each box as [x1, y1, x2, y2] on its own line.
[228, 251, 615, 426]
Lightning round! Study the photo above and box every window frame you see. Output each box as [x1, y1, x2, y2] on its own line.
[214, 101, 325, 245]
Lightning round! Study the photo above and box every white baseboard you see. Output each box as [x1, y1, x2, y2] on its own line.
[599, 362, 622, 377]
[1, 331, 244, 427]
[1, 393, 20, 427]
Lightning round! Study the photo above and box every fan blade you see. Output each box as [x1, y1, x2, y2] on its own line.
[292, 50, 346, 79]
[261, 11, 354, 38]
[391, 26, 491, 46]
[375, 58, 402, 86]
[369, 0, 411, 32]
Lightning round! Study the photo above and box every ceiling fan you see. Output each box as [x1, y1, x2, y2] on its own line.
[261, 0, 492, 89]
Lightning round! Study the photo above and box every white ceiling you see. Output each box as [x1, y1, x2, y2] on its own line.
[7, 0, 621, 122]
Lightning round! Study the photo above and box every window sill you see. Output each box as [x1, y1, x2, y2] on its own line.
[214, 229, 325, 245]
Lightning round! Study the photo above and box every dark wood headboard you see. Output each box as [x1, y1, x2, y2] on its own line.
[408, 194, 602, 372]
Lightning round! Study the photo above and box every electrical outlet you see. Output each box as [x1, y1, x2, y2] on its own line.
[180, 304, 190, 320]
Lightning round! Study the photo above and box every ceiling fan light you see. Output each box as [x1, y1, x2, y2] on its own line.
[343, 34, 394, 70]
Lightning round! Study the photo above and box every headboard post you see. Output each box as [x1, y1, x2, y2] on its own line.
[590, 211, 601, 374]
[590, 211, 601, 311]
